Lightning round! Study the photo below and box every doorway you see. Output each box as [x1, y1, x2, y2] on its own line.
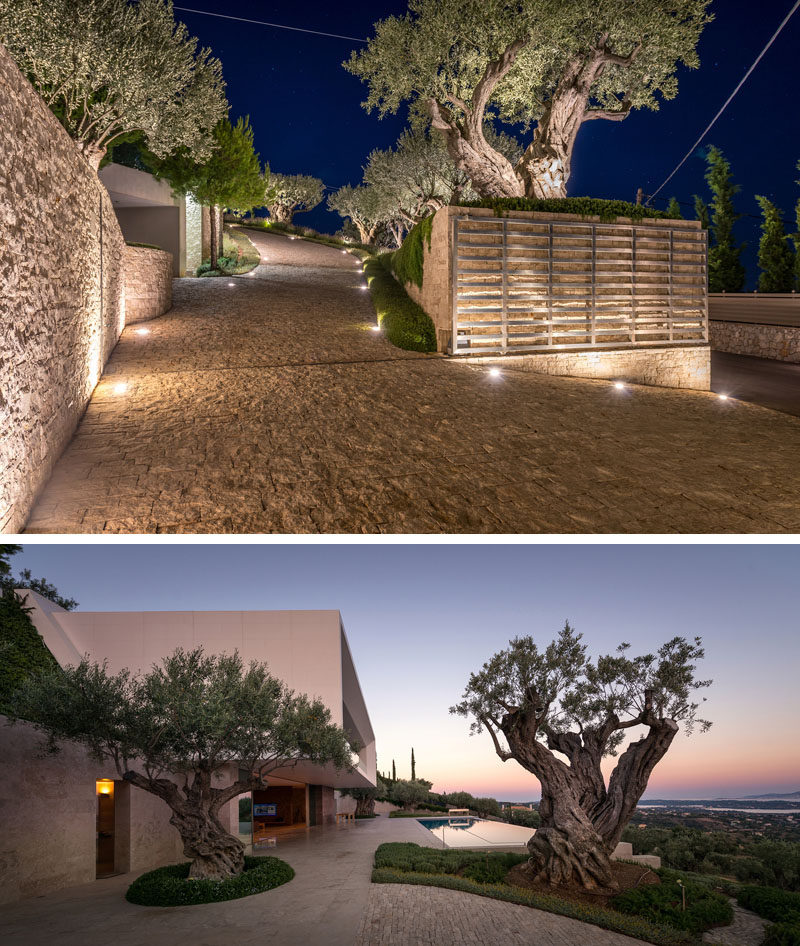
[96, 780, 115, 877]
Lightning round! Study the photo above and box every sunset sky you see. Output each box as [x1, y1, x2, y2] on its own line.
[14, 543, 800, 801]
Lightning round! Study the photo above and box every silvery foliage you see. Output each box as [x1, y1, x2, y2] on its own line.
[328, 183, 402, 242]
[364, 126, 522, 226]
[264, 174, 325, 216]
[0, 0, 227, 168]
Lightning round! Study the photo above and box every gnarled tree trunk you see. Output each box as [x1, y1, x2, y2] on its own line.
[354, 795, 375, 817]
[170, 805, 246, 879]
[269, 205, 295, 224]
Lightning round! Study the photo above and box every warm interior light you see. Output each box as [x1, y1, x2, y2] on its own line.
[97, 779, 113, 795]
[134, 328, 150, 336]
[113, 382, 128, 395]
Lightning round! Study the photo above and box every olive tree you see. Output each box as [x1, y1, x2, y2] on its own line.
[328, 184, 400, 245]
[451, 623, 711, 890]
[347, 0, 711, 199]
[0, 0, 227, 170]
[390, 778, 433, 811]
[264, 174, 324, 224]
[7, 647, 356, 880]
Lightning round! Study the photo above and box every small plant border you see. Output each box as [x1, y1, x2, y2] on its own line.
[125, 855, 294, 907]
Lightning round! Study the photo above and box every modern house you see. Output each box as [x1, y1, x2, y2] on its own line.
[0, 593, 376, 904]
[99, 162, 223, 275]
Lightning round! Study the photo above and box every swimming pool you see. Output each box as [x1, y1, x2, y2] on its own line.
[417, 817, 535, 848]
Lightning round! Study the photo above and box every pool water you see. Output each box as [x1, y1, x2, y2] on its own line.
[417, 817, 535, 848]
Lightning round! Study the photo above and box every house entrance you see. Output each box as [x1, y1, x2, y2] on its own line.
[96, 780, 115, 877]
[252, 785, 306, 845]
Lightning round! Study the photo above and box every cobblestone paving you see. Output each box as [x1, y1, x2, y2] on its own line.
[356, 884, 650, 946]
[26, 229, 800, 533]
[703, 901, 768, 946]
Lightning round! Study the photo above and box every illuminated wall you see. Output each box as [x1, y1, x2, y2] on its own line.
[0, 45, 126, 533]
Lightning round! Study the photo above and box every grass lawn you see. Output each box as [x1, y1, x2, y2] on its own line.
[371, 843, 735, 946]
[221, 226, 261, 273]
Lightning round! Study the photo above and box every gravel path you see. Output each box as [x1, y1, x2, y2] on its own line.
[25, 229, 800, 533]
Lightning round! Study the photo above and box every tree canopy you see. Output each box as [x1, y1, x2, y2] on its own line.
[451, 623, 711, 889]
[264, 173, 324, 224]
[347, 0, 711, 199]
[0, 0, 228, 170]
[8, 647, 356, 879]
[328, 184, 401, 245]
[154, 116, 264, 268]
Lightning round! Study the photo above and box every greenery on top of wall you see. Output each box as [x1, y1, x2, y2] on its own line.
[0, 592, 59, 715]
[0, 545, 72, 715]
[459, 197, 672, 222]
[389, 215, 434, 289]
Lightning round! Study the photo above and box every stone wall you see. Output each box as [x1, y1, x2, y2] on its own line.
[0, 717, 183, 904]
[472, 344, 711, 391]
[403, 208, 453, 352]
[0, 43, 125, 534]
[710, 320, 800, 363]
[123, 246, 173, 323]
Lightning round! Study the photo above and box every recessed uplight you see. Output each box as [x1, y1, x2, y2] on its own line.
[134, 328, 150, 336]
[360, 285, 368, 290]
[489, 368, 501, 378]
[614, 382, 625, 390]
[718, 394, 729, 401]
[113, 382, 128, 395]
[370, 325, 380, 332]
[228, 281, 235, 287]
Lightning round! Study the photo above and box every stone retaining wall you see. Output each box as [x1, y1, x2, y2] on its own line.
[710, 320, 800, 363]
[0, 43, 126, 534]
[469, 344, 711, 390]
[124, 246, 173, 323]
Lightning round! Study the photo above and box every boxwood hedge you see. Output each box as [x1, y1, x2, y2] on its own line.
[737, 886, 800, 924]
[362, 256, 437, 352]
[459, 196, 672, 222]
[125, 855, 294, 907]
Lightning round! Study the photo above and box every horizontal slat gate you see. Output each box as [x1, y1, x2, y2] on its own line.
[451, 215, 708, 355]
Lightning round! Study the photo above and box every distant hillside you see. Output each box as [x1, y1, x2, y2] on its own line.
[740, 791, 800, 800]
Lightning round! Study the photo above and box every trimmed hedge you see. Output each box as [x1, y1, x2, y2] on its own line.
[611, 879, 733, 934]
[459, 196, 673, 222]
[371, 868, 694, 946]
[737, 886, 800, 924]
[362, 256, 437, 352]
[125, 856, 294, 906]
[389, 216, 434, 289]
[374, 842, 526, 879]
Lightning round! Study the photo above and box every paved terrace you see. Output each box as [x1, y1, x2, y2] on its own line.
[0, 815, 651, 946]
[26, 229, 800, 533]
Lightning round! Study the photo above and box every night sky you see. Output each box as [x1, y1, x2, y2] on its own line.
[173, 1, 800, 288]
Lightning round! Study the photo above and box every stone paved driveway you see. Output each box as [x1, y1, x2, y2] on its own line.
[356, 884, 649, 946]
[25, 229, 800, 533]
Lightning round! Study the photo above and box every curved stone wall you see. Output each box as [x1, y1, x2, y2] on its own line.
[0, 44, 125, 533]
[124, 246, 173, 323]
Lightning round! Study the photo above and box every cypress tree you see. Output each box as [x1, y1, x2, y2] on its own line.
[392, 759, 396, 783]
[756, 196, 795, 293]
[693, 195, 710, 231]
[704, 146, 746, 292]
[411, 747, 416, 780]
[666, 197, 683, 219]
[793, 161, 800, 290]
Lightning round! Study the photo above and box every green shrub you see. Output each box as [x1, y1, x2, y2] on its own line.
[0, 591, 59, 715]
[373, 842, 526, 879]
[735, 857, 777, 885]
[125, 855, 294, 906]
[763, 923, 800, 946]
[459, 196, 670, 222]
[371, 868, 694, 946]
[611, 880, 733, 934]
[362, 256, 436, 352]
[737, 886, 800, 924]
[389, 216, 433, 289]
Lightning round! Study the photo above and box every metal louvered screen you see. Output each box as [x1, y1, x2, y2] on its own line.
[451, 215, 708, 355]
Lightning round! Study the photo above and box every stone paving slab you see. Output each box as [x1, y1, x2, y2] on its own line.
[24, 230, 800, 534]
[356, 884, 650, 946]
